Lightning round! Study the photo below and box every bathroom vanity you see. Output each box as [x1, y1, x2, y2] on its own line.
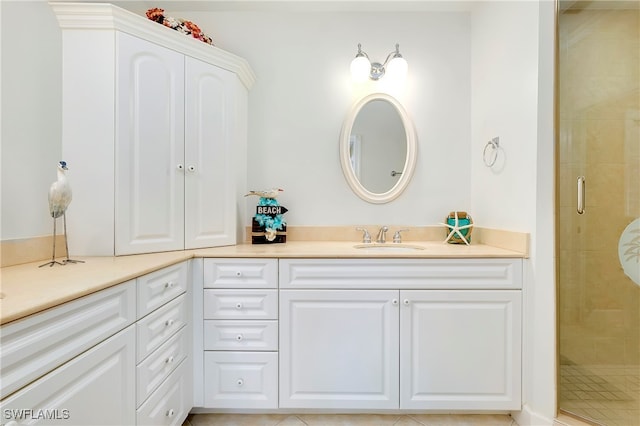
[0, 240, 525, 424]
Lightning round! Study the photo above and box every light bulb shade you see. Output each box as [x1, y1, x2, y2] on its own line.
[350, 55, 371, 82]
[386, 56, 408, 79]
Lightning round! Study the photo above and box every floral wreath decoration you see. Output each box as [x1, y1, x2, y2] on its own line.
[146, 8, 214, 46]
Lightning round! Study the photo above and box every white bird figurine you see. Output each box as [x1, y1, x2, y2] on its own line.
[244, 188, 284, 199]
[40, 161, 84, 267]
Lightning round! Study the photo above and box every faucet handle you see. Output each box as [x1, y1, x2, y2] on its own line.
[393, 229, 409, 243]
[356, 227, 371, 244]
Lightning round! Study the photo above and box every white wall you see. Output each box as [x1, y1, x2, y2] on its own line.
[1, 1, 62, 240]
[469, 1, 556, 423]
[197, 9, 472, 227]
[1, 2, 472, 238]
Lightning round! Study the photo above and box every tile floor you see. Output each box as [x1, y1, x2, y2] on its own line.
[559, 364, 640, 426]
[182, 413, 518, 426]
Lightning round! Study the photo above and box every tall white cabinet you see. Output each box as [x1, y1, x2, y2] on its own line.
[51, 3, 254, 256]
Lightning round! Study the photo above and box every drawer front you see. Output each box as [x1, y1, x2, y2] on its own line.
[0, 326, 136, 426]
[137, 295, 187, 362]
[137, 358, 191, 426]
[137, 262, 188, 319]
[137, 328, 189, 406]
[204, 351, 278, 409]
[203, 289, 278, 320]
[280, 258, 523, 290]
[0, 280, 135, 399]
[204, 258, 277, 288]
[204, 320, 278, 351]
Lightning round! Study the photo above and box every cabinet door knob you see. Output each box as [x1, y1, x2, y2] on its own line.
[187, 165, 196, 172]
[392, 299, 399, 305]
[177, 164, 184, 170]
[237, 378, 244, 386]
[235, 271, 242, 277]
[165, 319, 175, 327]
[236, 334, 244, 341]
[165, 356, 175, 364]
[166, 409, 175, 417]
[235, 302, 243, 310]
[403, 299, 410, 305]
[165, 281, 174, 288]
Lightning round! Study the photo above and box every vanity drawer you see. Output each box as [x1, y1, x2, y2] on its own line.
[204, 289, 278, 320]
[204, 258, 277, 289]
[279, 258, 523, 290]
[137, 262, 188, 319]
[137, 357, 191, 426]
[203, 351, 278, 409]
[137, 328, 189, 406]
[137, 295, 187, 362]
[0, 280, 135, 399]
[204, 320, 278, 351]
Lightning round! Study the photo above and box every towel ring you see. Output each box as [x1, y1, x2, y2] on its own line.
[483, 137, 500, 167]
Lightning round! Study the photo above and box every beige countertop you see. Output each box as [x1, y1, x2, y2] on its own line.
[0, 240, 525, 326]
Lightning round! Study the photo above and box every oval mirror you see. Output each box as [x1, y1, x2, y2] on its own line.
[340, 93, 417, 203]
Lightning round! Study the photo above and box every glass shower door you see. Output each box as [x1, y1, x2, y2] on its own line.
[558, 2, 639, 425]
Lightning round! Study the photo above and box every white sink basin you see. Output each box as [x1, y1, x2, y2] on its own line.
[353, 243, 424, 251]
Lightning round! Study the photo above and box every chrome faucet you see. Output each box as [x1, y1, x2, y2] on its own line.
[356, 227, 371, 244]
[376, 226, 389, 243]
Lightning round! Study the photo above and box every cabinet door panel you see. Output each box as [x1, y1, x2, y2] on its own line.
[184, 57, 236, 249]
[0, 326, 135, 425]
[279, 290, 399, 409]
[116, 32, 185, 255]
[400, 290, 521, 410]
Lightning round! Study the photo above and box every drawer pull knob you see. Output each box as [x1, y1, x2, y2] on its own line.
[165, 356, 175, 364]
[236, 334, 243, 341]
[235, 302, 243, 310]
[166, 409, 175, 417]
[235, 271, 242, 277]
[403, 299, 410, 305]
[237, 378, 244, 386]
[392, 299, 398, 305]
[165, 281, 174, 289]
[165, 319, 175, 327]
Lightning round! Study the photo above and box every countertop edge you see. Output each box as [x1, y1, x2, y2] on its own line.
[1, 241, 526, 325]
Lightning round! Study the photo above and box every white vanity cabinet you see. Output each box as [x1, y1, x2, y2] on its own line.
[200, 259, 279, 409]
[136, 262, 193, 425]
[0, 261, 193, 426]
[51, 3, 254, 256]
[279, 258, 522, 411]
[0, 281, 137, 425]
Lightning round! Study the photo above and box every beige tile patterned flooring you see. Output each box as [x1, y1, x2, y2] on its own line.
[183, 413, 518, 426]
[559, 364, 640, 426]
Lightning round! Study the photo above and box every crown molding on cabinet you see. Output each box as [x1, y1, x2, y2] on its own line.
[49, 2, 256, 89]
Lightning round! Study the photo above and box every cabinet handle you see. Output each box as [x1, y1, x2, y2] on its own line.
[403, 299, 410, 305]
[177, 164, 184, 171]
[165, 281, 174, 289]
[235, 271, 242, 277]
[236, 334, 244, 341]
[187, 165, 196, 172]
[165, 319, 174, 327]
[165, 356, 175, 364]
[237, 378, 244, 386]
[392, 299, 399, 305]
[166, 409, 175, 417]
[235, 302, 243, 310]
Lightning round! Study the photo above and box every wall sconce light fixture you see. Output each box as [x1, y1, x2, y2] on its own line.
[350, 43, 408, 82]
